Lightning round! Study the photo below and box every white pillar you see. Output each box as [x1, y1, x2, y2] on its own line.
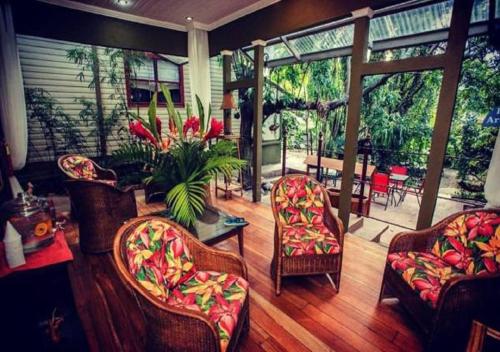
[484, 130, 500, 208]
[0, 2, 27, 170]
[187, 23, 212, 117]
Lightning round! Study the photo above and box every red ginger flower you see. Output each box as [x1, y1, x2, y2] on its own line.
[183, 116, 200, 137]
[129, 120, 158, 146]
[204, 118, 223, 140]
[155, 116, 162, 135]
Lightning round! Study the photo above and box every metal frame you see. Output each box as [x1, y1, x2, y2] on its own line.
[338, 0, 474, 230]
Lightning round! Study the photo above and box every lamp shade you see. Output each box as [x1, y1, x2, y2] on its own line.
[220, 92, 237, 110]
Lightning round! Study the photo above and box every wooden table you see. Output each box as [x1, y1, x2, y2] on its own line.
[304, 155, 376, 178]
[152, 205, 248, 256]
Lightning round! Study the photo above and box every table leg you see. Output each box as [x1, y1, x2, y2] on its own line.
[237, 229, 244, 256]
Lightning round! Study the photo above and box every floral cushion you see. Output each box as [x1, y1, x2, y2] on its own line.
[387, 251, 463, 308]
[61, 155, 97, 180]
[432, 212, 500, 275]
[167, 271, 249, 352]
[126, 220, 196, 301]
[282, 223, 340, 256]
[274, 175, 324, 226]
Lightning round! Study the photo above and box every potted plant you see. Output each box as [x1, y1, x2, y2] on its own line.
[113, 84, 245, 227]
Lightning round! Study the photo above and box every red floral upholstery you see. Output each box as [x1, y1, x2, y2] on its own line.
[60, 155, 117, 186]
[283, 223, 340, 256]
[274, 175, 341, 257]
[432, 212, 500, 275]
[168, 271, 249, 352]
[274, 175, 324, 225]
[387, 211, 500, 308]
[125, 220, 249, 352]
[387, 251, 463, 308]
[60, 155, 97, 180]
[126, 220, 197, 299]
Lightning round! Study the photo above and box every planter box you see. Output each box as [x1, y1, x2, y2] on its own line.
[327, 188, 370, 216]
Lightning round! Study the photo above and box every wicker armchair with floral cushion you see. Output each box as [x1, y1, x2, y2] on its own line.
[113, 216, 250, 352]
[270, 174, 345, 296]
[57, 154, 137, 253]
[379, 208, 500, 350]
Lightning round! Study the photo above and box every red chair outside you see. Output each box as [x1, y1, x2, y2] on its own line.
[371, 172, 393, 210]
[389, 165, 408, 188]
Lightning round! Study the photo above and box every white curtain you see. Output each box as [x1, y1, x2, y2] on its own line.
[485, 130, 500, 208]
[0, 2, 27, 170]
[187, 25, 212, 115]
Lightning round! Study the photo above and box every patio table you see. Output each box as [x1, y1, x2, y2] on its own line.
[150, 205, 248, 256]
[389, 173, 410, 206]
[304, 155, 376, 178]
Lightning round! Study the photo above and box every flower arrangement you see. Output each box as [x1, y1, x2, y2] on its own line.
[113, 84, 244, 226]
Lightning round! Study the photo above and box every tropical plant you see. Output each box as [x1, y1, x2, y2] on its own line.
[24, 87, 86, 160]
[113, 84, 245, 227]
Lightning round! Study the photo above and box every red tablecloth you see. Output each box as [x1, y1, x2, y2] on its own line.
[0, 230, 73, 278]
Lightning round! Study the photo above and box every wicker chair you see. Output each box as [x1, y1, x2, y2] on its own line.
[270, 174, 345, 296]
[113, 216, 250, 352]
[58, 154, 137, 253]
[379, 208, 500, 350]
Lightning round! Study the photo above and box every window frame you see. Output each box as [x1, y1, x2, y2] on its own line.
[125, 53, 185, 108]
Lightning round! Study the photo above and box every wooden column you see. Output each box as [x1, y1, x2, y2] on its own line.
[252, 40, 266, 202]
[221, 50, 233, 135]
[338, 9, 371, 229]
[416, 0, 474, 229]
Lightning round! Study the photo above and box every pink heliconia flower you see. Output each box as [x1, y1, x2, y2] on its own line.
[204, 118, 223, 140]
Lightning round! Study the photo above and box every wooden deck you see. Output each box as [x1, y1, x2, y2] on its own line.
[68, 193, 424, 352]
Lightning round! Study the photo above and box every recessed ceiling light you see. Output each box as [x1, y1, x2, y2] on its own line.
[115, 0, 132, 7]
[185, 16, 193, 22]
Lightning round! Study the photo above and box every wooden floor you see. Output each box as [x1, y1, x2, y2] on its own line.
[69, 193, 425, 352]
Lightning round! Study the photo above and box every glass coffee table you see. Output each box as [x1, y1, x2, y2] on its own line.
[151, 205, 248, 256]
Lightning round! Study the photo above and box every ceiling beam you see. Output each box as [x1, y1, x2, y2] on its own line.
[12, 0, 188, 56]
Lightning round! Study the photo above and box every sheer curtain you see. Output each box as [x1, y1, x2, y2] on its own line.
[485, 131, 500, 208]
[187, 24, 212, 113]
[0, 2, 27, 170]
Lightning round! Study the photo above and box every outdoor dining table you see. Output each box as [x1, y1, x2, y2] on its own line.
[303, 155, 376, 178]
[389, 173, 410, 206]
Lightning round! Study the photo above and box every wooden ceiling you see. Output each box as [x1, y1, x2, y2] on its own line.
[44, 0, 280, 30]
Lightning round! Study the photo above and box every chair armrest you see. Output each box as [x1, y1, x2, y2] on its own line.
[388, 229, 440, 253]
[96, 167, 118, 181]
[184, 236, 248, 279]
[437, 273, 500, 317]
[323, 205, 345, 246]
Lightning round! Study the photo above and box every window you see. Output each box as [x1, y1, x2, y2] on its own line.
[126, 52, 184, 107]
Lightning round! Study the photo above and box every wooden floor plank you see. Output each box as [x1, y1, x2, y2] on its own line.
[69, 192, 424, 352]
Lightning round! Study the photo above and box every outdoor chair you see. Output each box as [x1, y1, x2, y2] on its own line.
[371, 172, 393, 210]
[379, 208, 500, 350]
[58, 154, 137, 253]
[389, 165, 408, 187]
[113, 216, 250, 352]
[270, 174, 345, 295]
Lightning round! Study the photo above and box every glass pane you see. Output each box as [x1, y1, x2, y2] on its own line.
[265, 42, 293, 61]
[289, 24, 354, 55]
[129, 80, 155, 104]
[157, 60, 179, 82]
[158, 82, 181, 104]
[370, 0, 490, 43]
[131, 58, 154, 80]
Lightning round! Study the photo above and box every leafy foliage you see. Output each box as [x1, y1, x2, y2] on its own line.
[24, 88, 86, 160]
[113, 86, 245, 227]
